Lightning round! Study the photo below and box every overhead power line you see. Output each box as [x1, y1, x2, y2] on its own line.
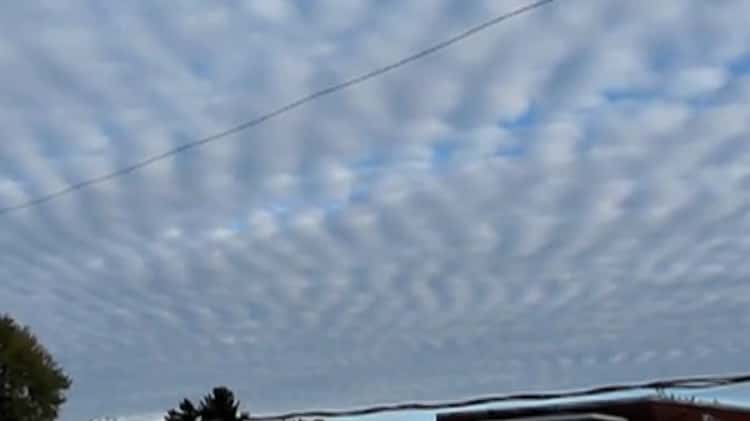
[0, 0, 554, 216]
[250, 372, 750, 420]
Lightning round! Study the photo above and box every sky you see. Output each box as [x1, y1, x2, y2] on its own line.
[1, 0, 750, 420]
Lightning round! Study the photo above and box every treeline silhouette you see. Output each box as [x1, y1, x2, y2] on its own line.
[164, 386, 325, 421]
[165, 386, 250, 421]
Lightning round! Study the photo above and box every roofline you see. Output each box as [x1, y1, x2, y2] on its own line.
[483, 414, 627, 421]
[437, 396, 643, 419]
[436, 395, 750, 421]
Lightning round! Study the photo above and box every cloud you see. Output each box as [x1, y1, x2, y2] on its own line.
[1, 1, 750, 420]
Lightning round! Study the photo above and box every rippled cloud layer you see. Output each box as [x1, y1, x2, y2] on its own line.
[1, 1, 750, 420]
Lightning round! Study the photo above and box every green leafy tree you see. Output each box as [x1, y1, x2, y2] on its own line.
[165, 386, 250, 421]
[0, 314, 72, 421]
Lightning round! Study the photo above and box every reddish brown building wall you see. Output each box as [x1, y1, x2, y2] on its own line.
[649, 401, 749, 421]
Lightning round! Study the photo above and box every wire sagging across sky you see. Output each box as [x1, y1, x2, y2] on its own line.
[0, 0, 555, 216]
[250, 372, 750, 420]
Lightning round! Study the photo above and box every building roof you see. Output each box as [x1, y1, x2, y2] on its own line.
[474, 414, 627, 421]
[436, 397, 750, 421]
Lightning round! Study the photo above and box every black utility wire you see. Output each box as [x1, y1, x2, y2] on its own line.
[0, 0, 554, 215]
[250, 372, 750, 420]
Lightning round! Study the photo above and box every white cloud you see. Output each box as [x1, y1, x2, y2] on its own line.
[668, 66, 728, 98]
[1, 1, 750, 420]
[244, 0, 296, 23]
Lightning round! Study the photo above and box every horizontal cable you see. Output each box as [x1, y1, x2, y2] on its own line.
[250, 372, 750, 420]
[0, 0, 554, 216]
